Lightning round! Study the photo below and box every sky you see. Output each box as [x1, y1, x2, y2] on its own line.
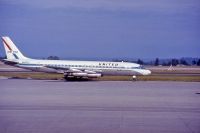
[0, 0, 200, 60]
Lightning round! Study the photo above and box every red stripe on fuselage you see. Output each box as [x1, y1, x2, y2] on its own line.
[2, 38, 12, 51]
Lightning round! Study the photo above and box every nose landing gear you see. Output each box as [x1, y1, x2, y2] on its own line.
[132, 75, 137, 81]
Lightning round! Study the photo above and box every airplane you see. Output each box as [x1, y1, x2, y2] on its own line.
[1, 36, 151, 80]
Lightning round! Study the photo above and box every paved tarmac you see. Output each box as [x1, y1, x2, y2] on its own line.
[0, 79, 200, 133]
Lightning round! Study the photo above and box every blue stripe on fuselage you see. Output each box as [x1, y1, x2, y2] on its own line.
[18, 63, 43, 67]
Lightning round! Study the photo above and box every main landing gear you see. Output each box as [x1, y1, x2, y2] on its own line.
[64, 75, 89, 81]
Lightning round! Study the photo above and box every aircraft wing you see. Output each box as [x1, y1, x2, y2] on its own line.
[45, 65, 71, 71]
[44, 65, 102, 78]
[44, 65, 84, 73]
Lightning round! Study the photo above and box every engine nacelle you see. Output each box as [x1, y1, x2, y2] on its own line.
[65, 72, 102, 78]
[84, 70, 96, 74]
[72, 73, 88, 77]
[87, 73, 102, 78]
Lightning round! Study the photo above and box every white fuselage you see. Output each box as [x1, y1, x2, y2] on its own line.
[14, 59, 151, 76]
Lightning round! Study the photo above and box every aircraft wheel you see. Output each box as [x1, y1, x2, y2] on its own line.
[132, 75, 137, 81]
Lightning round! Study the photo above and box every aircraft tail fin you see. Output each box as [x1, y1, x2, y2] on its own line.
[2, 36, 28, 60]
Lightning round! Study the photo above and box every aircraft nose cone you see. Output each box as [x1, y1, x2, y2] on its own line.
[143, 70, 151, 75]
[147, 70, 151, 75]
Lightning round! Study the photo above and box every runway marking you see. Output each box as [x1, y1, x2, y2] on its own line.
[0, 106, 200, 113]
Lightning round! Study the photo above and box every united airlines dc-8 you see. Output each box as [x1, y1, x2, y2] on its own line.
[1, 37, 151, 80]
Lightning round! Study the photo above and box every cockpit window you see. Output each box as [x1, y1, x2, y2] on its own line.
[139, 65, 145, 69]
[131, 65, 146, 69]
